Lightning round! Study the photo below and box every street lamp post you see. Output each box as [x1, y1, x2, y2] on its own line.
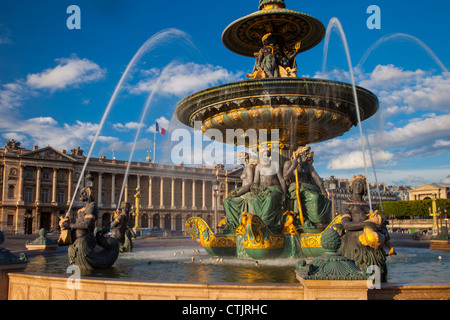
[134, 187, 141, 229]
[430, 194, 440, 236]
[329, 176, 337, 219]
[212, 179, 220, 233]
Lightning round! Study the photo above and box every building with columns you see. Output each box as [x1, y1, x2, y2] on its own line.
[409, 183, 450, 201]
[0, 140, 241, 235]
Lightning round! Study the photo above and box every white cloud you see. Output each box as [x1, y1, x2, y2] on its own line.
[26, 56, 105, 90]
[434, 140, 450, 148]
[130, 62, 243, 97]
[327, 149, 394, 170]
[113, 122, 145, 132]
[0, 81, 31, 111]
[316, 65, 450, 116]
[373, 113, 450, 150]
[315, 112, 450, 173]
[442, 175, 450, 184]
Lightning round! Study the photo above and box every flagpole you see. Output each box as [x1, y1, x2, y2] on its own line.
[153, 128, 156, 164]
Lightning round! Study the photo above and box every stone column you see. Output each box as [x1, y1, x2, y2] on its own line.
[202, 180, 206, 210]
[98, 172, 103, 206]
[160, 177, 164, 209]
[171, 178, 175, 209]
[52, 168, 58, 204]
[67, 169, 73, 205]
[192, 180, 196, 209]
[124, 175, 128, 202]
[17, 165, 24, 204]
[211, 182, 215, 210]
[111, 173, 116, 207]
[148, 177, 153, 208]
[35, 167, 42, 203]
[136, 175, 141, 188]
[181, 178, 186, 209]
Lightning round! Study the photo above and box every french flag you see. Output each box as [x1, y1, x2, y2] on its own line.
[155, 121, 166, 136]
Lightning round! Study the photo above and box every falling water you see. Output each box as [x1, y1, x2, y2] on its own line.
[67, 28, 195, 215]
[358, 33, 449, 73]
[322, 17, 373, 210]
[116, 61, 176, 209]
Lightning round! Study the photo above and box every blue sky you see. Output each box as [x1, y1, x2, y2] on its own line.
[0, 0, 449, 187]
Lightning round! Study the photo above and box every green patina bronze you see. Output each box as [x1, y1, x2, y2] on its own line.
[0, 231, 28, 265]
[26, 228, 58, 249]
[180, 0, 382, 264]
[296, 228, 370, 280]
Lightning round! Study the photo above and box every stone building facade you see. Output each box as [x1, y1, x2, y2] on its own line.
[409, 183, 450, 201]
[0, 140, 240, 235]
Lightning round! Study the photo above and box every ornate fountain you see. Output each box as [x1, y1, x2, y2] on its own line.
[177, 0, 380, 261]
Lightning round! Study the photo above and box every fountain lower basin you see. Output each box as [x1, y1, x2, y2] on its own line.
[22, 245, 449, 285]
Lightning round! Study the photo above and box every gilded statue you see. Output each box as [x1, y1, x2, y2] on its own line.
[248, 33, 301, 79]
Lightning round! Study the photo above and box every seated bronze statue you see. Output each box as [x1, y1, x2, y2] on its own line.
[337, 175, 394, 282]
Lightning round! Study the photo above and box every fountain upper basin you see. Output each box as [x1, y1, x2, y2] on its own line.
[176, 78, 379, 147]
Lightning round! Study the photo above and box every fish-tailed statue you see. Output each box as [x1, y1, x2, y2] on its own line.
[111, 201, 135, 252]
[59, 186, 119, 270]
[223, 152, 255, 232]
[250, 145, 286, 231]
[337, 175, 394, 282]
[283, 146, 331, 229]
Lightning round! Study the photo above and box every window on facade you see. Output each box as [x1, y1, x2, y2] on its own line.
[41, 188, 50, 203]
[7, 185, 15, 199]
[42, 169, 50, 180]
[25, 187, 33, 202]
[58, 170, 65, 181]
[58, 189, 65, 204]
[25, 168, 34, 179]
[7, 215, 14, 226]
